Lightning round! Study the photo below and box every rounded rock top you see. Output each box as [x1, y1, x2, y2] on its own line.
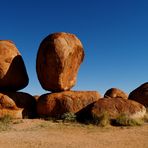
[36, 32, 84, 92]
[0, 40, 29, 91]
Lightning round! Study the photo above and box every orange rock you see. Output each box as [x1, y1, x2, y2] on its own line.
[3, 92, 37, 118]
[0, 40, 29, 91]
[0, 93, 22, 118]
[104, 88, 128, 99]
[128, 82, 148, 107]
[37, 91, 100, 118]
[36, 32, 84, 92]
[91, 98, 146, 119]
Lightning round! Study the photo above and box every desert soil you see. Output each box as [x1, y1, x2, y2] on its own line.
[0, 119, 147, 148]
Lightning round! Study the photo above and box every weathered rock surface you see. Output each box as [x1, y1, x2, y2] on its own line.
[0, 40, 29, 91]
[3, 92, 37, 118]
[128, 82, 148, 107]
[91, 98, 146, 119]
[37, 91, 100, 118]
[36, 32, 84, 92]
[104, 88, 128, 99]
[0, 93, 22, 118]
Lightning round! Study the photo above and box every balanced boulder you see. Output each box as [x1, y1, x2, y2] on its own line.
[128, 82, 148, 107]
[91, 98, 146, 120]
[104, 88, 128, 99]
[36, 32, 84, 92]
[0, 93, 22, 118]
[37, 91, 100, 118]
[0, 40, 29, 91]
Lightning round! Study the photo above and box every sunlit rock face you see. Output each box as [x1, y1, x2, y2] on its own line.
[4, 92, 37, 118]
[91, 98, 146, 120]
[104, 88, 128, 99]
[0, 40, 29, 91]
[36, 32, 84, 92]
[0, 92, 23, 119]
[37, 91, 100, 118]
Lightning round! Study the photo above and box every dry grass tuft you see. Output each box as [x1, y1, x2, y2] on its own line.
[92, 111, 110, 127]
[0, 115, 13, 131]
[143, 108, 148, 123]
[115, 113, 144, 126]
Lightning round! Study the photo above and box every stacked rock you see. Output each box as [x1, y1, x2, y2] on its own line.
[0, 40, 36, 118]
[36, 32, 101, 118]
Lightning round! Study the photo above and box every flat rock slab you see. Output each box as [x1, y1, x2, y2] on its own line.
[36, 32, 84, 92]
[128, 82, 148, 107]
[0, 40, 29, 91]
[91, 98, 146, 119]
[37, 91, 101, 118]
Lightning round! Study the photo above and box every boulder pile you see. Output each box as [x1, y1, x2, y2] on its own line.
[35, 33, 146, 121]
[1, 33, 147, 123]
[36, 32, 101, 118]
[0, 40, 36, 118]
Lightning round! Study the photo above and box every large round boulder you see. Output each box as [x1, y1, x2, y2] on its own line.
[0, 93, 22, 118]
[0, 40, 29, 91]
[104, 88, 128, 99]
[128, 82, 148, 107]
[36, 32, 84, 92]
[91, 98, 146, 120]
[37, 91, 100, 118]
[3, 92, 37, 118]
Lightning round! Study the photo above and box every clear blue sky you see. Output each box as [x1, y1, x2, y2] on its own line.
[1, 0, 148, 95]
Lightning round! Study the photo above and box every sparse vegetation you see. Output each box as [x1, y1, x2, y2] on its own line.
[92, 111, 110, 127]
[143, 108, 148, 123]
[0, 115, 13, 131]
[12, 119, 23, 124]
[61, 112, 77, 122]
[115, 113, 144, 126]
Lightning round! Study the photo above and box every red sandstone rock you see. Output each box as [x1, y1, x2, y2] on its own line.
[37, 91, 100, 118]
[0, 93, 22, 118]
[3, 92, 37, 118]
[128, 82, 148, 107]
[0, 40, 29, 91]
[91, 98, 146, 119]
[36, 32, 84, 92]
[104, 88, 128, 99]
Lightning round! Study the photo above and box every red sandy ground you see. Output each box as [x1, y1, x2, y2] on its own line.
[0, 119, 147, 148]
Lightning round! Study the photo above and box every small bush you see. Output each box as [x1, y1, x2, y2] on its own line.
[143, 108, 148, 123]
[0, 115, 13, 131]
[92, 112, 110, 127]
[61, 112, 77, 122]
[115, 113, 144, 126]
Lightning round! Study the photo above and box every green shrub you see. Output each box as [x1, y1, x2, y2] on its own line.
[92, 111, 110, 127]
[115, 113, 144, 126]
[61, 112, 77, 122]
